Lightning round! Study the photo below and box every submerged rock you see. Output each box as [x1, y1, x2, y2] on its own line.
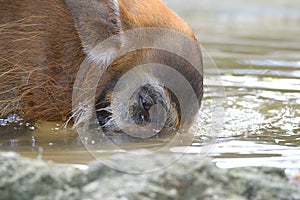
[0, 152, 299, 200]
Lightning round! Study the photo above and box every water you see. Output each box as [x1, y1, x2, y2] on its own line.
[0, 0, 299, 170]
[169, 0, 300, 169]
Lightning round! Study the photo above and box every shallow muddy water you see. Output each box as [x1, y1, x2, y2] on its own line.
[0, 0, 299, 170]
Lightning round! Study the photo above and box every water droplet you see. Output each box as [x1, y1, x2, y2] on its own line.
[31, 136, 36, 147]
[0, 119, 6, 126]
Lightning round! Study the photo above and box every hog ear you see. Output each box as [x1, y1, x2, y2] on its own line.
[66, 0, 122, 54]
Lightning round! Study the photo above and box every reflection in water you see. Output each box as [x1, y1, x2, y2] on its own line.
[171, 141, 300, 168]
[0, 0, 299, 168]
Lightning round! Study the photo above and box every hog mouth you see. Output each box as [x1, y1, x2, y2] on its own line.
[95, 82, 180, 136]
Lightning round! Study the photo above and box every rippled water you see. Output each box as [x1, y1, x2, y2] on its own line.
[173, 0, 300, 169]
[0, 0, 299, 170]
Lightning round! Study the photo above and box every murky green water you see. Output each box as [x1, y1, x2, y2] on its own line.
[0, 1, 299, 170]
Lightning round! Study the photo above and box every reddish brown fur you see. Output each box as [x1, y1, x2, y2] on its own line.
[118, 0, 196, 39]
[1, 0, 84, 120]
[0, 0, 197, 121]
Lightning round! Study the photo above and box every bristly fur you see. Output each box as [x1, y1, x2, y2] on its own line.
[0, 2, 84, 120]
[1, 0, 200, 132]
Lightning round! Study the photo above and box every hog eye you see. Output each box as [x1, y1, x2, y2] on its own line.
[140, 96, 153, 110]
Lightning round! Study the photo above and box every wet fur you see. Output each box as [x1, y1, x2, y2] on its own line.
[0, 1, 84, 120]
[0, 0, 201, 130]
